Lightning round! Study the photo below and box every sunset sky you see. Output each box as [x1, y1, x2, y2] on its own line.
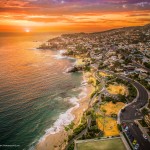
[0, 0, 150, 32]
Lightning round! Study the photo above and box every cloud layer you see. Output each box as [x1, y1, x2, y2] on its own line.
[0, 0, 150, 32]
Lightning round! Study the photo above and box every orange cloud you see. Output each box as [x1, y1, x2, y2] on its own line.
[0, 0, 150, 32]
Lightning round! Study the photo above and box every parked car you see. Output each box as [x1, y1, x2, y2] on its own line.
[143, 134, 147, 140]
[125, 126, 129, 131]
[127, 130, 130, 135]
[122, 123, 126, 129]
[133, 140, 137, 145]
[134, 143, 139, 150]
[129, 134, 133, 139]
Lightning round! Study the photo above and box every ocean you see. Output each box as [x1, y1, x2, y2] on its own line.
[0, 32, 84, 150]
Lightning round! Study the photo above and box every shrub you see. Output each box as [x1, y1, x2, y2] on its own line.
[68, 122, 75, 129]
[65, 126, 70, 131]
[86, 110, 92, 116]
[142, 108, 149, 115]
[68, 143, 74, 150]
[90, 91, 96, 99]
[118, 94, 126, 103]
[144, 62, 150, 69]
[111, 114, 117, 118]
[117, 124, 122, 131]
[73, 123, 87, 135]
[65, 121, 75, 131]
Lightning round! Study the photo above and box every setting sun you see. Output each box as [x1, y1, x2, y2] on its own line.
[25, 29, 30, 33]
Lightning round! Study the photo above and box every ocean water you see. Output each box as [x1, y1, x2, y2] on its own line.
[0, 33, 83, 150]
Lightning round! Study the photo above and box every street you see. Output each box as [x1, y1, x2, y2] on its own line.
[119, 75, 148, 121]
[124, 122, 150, 150]
[99, 70, 150, 150]
[118, 75, 150, 150]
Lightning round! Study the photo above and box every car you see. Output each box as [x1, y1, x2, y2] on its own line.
[127, 131, 131, 136]
[132, 140, 137, 145]
[134, 143, 139, 150]
[125, 126, 129, 131]
[127, 133, 131, 137]
[127, 130, 130, 134]
[129, 134, 133, 139]
[122, 123, 126, 129]
[143, 134, 147, 139]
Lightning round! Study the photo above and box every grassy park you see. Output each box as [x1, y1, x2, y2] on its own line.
[76, 138, 126, 150]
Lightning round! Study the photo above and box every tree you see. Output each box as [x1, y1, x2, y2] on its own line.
[68, 143, 74, 150]
[142, 108, 149, 115]
[118, 94, 126, 103]
[117, 124, 122, 131]
[144, 62, 150, 69]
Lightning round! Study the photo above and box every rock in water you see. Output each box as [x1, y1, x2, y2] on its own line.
[66, 66, 78, 73]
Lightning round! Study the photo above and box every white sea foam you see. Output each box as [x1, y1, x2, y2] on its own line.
[63, 66, 70, 74]
[29, 48, 38, 50]
[79, 90, 87, 99]
[37, 50, 88, 144]
[38, 85, 87, 143]
[53, 50, 75, 60]
[81, 81, 88, 86]
[39, 97, 78, 142]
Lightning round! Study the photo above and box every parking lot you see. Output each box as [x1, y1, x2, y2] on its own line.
[122, 121, 150, 150]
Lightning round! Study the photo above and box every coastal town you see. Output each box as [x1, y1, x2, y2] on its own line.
[38, 24, 150, 150]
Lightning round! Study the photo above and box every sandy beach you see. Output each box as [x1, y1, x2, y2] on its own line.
[35, 73, 93, 150]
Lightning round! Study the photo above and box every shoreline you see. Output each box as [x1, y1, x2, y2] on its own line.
[35, 77, 93, 150]
[35, 50, 94, 150]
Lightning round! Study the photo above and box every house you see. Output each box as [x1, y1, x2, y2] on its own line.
[135, 68, 148, 74]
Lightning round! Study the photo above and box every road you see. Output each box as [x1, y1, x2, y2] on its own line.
[66, 70, 149, 149]
[118, 75, 148, 121]
[97, 70, 150, 149]
[125, 122, 150, 150]
[99, 70, 148, 121]
[115, 74, 150, 150]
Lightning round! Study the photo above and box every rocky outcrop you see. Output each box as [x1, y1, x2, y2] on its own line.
[67, 66, 78, 73]
[66, 66, 83, 73]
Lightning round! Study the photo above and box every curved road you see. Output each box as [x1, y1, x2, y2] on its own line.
[66, 70, 149, 150]
[98, 70, 150, 150]
[118, 75, 148, 121]
[97, 70, 149, 121]
[117, 75, 150, 150]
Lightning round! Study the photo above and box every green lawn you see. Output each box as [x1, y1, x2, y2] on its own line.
[76, 138, 126, 150]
